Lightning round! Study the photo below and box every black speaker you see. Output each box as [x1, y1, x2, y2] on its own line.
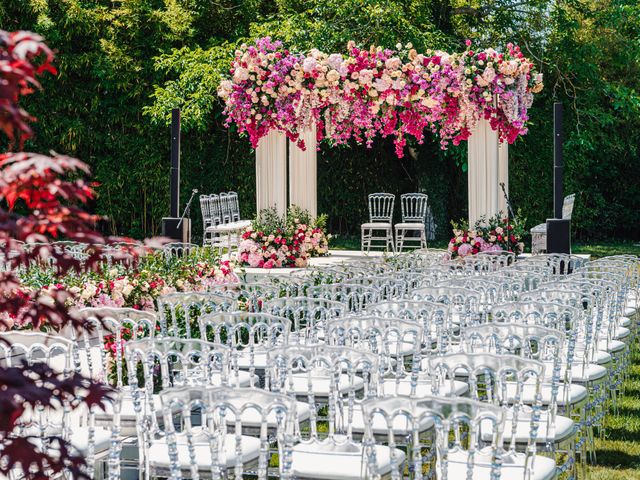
[546, 218, 570, 254]
[162, 217, 191, 243]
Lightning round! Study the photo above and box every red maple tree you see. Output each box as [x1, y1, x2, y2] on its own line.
[0, 30, 155, 478]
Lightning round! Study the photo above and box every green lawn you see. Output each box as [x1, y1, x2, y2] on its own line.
[590, 344, 640, 479]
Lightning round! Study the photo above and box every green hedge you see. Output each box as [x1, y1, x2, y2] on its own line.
[2, 0, 638, 241]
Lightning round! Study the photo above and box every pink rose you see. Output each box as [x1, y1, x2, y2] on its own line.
[263, 259, 275, 269]
[458, 243, 473, 257]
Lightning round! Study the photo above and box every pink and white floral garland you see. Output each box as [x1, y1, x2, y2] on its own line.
[218, 38, 543, 158]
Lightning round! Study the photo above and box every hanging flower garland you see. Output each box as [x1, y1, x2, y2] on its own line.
[218, 37, 543, 158]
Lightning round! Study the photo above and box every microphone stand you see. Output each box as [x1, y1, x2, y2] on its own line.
[177, 189, 198, 229]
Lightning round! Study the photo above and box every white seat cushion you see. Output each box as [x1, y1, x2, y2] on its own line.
[482, 411, 576, 444]
[381, 377, 468, 397]
[348, 404, 435, 435]
[287, 372, 364, 397]
[291, 437, 405, 479]
[148, 431, 261, 469]
[395, 222, 425, 229]
[446, 449, 556, 480]
[620, 316, 632, 328]
[70, 427, 113, 456]
[224, 399, 311, 427]
[361, 222, 392, 229]
[530, 223, 547, 234]
[505, 382, 588, 408]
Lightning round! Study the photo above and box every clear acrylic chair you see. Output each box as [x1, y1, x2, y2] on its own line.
[266, 345, 407, 479]
[0, 332, 113, 479]
[124, 338, 243, 479]
[365, 299, 451, 356]
[262, 296, 346, 345]
[427, 352, 570, 476]
[199, 194, 214, 246]
[307, 282, 382, 313]
[462, 323, 588, 472]
[361, 193, 395, 253]
[157, 291, 240, 339]
[395, 193, 428, 252]
[198, 311, 291, 386]
[162, 242, 200, 262]
[361, 395, 557, 480]
[154, 386, 297, 479]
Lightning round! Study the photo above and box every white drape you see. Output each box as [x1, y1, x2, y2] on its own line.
[288, 126, 317, 218]
[468, 119, 508, 225]
[255, 130, 287, 216]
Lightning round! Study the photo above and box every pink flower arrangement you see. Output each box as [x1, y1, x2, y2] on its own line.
[237, 207, 330, 269]
[448, 213, 526, 260]
[219, 38, 543, 157]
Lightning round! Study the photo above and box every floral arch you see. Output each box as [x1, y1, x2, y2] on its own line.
[218, 37, 543, 224]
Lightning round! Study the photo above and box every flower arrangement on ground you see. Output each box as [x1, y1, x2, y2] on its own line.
[237, 205, 330, 268]
[448, 213, 526, 260]
[5, 249, 238, 330]
[218, 37, 543, 157]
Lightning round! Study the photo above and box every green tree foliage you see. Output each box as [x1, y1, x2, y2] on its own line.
[2, 0, 638, 240]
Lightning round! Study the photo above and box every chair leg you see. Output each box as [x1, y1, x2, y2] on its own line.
[396, 228, 403, 253]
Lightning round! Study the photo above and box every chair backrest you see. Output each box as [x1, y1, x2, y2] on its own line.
[219, 192, 231, 224]
[207, 194, 222, 225]
[200, 194, 212, 225]
[400, 193, 428, 223]
[157, 291, 239, 339]
[365, 300, 450, 355]
[227, 191, 241, 221]
[326, 316, 423, 386]
[159, 386, 296, 480]
[262, 296, 346, 344]
[306, 282, 382, 312]
[76, 307, 158, 388]
[266, 344, 379, 441]
[361, 395, 504, 480]
[562, 194, 576, 220]
[368, 193, 395, 223]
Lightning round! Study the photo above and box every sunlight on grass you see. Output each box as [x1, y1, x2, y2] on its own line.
[591, 341, 640, 477]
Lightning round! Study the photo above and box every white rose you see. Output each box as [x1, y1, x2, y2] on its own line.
[122, 284, 134, 297]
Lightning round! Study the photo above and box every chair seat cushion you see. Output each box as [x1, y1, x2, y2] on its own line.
[505, 382, 588, 408]
[149, 431, 261, 469]
[224, 399, 311, 427]
[348, 404, 435, 435]
[530, 224, 547, 234]
[291, 437, 405, 479]
[395, 222, 425, 229]
[70, 427, 113, 456]
[286, 372, 364, 397]
[446, 449, 556, 480]
[381, 377, 469, 397]
[481, 411, 576, 444]
[361, 222, 392, 229]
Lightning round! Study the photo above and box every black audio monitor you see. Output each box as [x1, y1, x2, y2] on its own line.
[546, 218, 570, 254]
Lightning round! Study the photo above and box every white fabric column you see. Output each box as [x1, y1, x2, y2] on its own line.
[255, 130, 287, 216]
[288, 126, 317, 217]
[468, 119, 502, 226]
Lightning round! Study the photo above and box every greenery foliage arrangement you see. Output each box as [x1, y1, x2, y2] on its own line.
[2, 0, 638, 241]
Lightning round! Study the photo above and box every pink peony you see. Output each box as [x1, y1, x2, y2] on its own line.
[457, 243, 473, 257]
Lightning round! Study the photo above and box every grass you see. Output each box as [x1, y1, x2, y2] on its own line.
[590, 343, 640, 479]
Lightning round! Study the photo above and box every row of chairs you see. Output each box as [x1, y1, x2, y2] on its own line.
[199, 192, 251, 254]
[361, 193, 429, 253]
[2, 251, 638, 479]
